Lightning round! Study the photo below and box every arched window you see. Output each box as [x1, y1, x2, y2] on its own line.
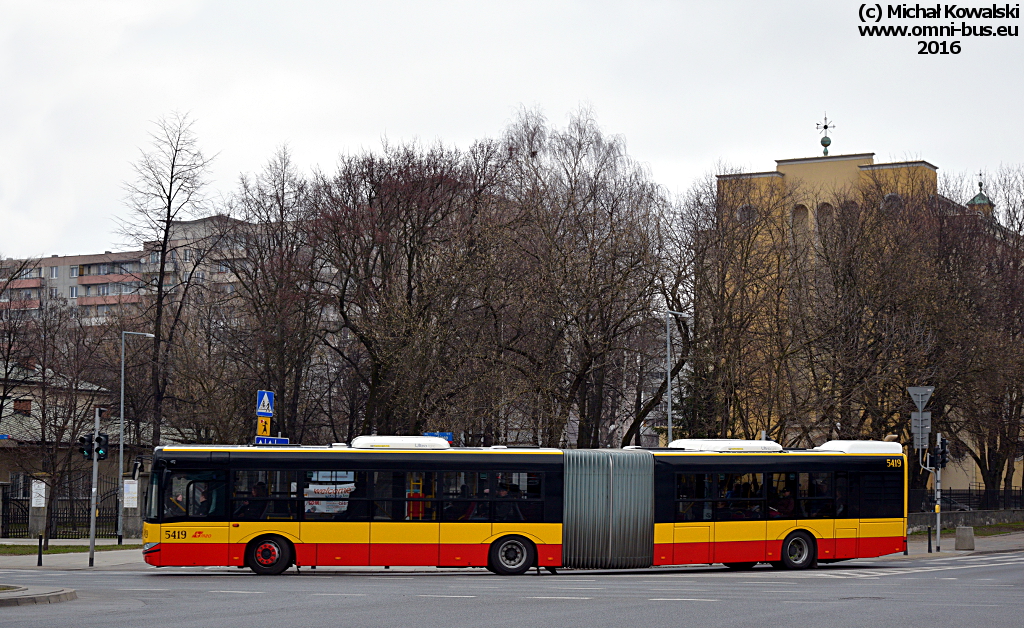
[816, 203, 834, 234]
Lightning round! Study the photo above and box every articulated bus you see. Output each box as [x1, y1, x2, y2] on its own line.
[142, 436, 906, 575]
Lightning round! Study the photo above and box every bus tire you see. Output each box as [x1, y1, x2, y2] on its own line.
[723, 562, 757, 570]
[780, 531, 815, 570]
[247, 535, 293, 575]
[489, 535, 536, 576]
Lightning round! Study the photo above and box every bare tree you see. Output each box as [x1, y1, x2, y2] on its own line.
[120, 112, 215, 446]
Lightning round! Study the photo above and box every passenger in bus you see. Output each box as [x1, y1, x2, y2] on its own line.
[770, 487, 795, 518]
[493, 484, 524, 521]
[166, 492, 187, 517]
[234, 482, 268, 519]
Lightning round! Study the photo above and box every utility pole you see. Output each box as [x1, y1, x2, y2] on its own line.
[934, 432, 942, 552]
[908, 386, 936, 553]
[88, 406, 101, 567]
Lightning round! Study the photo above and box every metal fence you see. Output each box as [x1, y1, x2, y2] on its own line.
[0, 484, 29, 538]
[0, 474, 121, 539]
[909, 486, 1024, 513]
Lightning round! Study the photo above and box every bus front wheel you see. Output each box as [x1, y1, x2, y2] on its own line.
[489, 535, 536, 576]
[780, 531, 815, 570]
[247, 535, 293, 575]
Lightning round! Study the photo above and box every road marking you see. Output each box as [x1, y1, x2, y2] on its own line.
[209, 590, 259, 594]
[553, 587, 604, 590]
[524, 596, 592, 600]
[648, 598, 719, 602]
[917, 603, 1001, 607]
[418, 595, 477, 598]
[311, 593, 367, 596]
[118, 588, 168, 591]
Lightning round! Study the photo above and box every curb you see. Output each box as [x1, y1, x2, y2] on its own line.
[0, 586, 78, 607]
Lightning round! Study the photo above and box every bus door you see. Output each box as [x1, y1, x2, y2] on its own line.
[369, 471, 440, 566]
[796, 472, 835, 560]
[302, 471, 370, 566]
[439, 471, 492, 567]
[672, 473, 714, 564]
[160, 470, 229, 566]
[712, 472, 766, 563]
[229, 470, 300, 564]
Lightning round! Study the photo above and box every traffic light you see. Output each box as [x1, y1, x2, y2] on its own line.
[939, 437, 949, 468]
[78, 433, 93, 459]
[95, 433, 109, 461]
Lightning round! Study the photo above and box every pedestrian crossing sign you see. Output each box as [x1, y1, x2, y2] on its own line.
[256, 390, 275, 417]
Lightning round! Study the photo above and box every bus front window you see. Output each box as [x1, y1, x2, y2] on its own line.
[145, 472, 160, 522]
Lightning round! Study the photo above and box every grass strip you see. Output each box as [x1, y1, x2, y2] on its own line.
[0, 544, 142, 556]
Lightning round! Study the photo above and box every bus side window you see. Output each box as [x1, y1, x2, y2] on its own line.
[835, 472, 850, 518]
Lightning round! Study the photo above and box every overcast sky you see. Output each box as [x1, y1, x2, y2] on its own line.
[1, 1, 1021, 258]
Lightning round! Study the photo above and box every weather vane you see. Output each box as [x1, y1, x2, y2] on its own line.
[977, 170, 985, 192]
[816, 114, 835, 156]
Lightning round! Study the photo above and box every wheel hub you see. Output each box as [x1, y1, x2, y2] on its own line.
[500, 543, 525, 568]
[255, 541, 280, 566]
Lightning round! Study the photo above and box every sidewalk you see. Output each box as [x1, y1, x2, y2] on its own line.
[899, 529, 1024, 559]
[0, 539, 145, 570]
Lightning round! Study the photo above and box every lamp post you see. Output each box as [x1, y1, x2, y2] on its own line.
[665, 309, 686, 444]
[119, 331, 154, 544]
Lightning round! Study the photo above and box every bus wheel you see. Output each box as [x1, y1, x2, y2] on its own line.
[780, 531, 815, 570]
[723, 562, 757, 570]
[247, 535, 293, 575]
[489, 535, 536, 576]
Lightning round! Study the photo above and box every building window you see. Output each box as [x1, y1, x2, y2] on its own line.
[98, 284, 110, 296]
[48, 266, 59, 279]
[736, 204, 759, 223]
[13, 399, 31, 415]
[150, 252, 159, 264]
[70, 266, 79, 278]
[183, 249, 192, 262]
[99, 264, 109, 275]
[48, 288, 59, 299]
[69, 286, 78, 299]
[21, 290, 33, 300]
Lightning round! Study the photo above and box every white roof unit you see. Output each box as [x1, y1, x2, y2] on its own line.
[349, 435, 451, 450]
[667, 439, 783, 452]
[812, 440, 904, 454]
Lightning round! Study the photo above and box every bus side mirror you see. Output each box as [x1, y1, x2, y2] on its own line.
[132, 459, 145, 480]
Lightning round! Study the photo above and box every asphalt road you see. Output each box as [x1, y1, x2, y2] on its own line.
[2, 552, 1022, 628]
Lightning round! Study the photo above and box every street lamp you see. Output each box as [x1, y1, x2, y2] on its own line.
[119, 331, 154, 544]
[665, 309, 686, 444]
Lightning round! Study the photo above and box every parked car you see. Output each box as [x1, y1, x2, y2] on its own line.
[920, 495, 973, 511]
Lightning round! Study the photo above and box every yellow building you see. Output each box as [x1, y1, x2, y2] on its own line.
[711, 150, 1021, 497]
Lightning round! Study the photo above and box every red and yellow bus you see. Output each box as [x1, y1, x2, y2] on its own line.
[142, 436, 906, 575]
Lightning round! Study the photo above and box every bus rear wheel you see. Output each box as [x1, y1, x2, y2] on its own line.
[780, 531, 815, 570]
[247, 535, 293, 575]
[489, 535, 536, 576]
